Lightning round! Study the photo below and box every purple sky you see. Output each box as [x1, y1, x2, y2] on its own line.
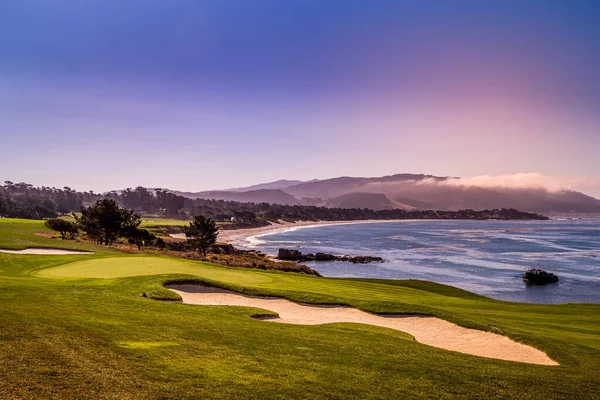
[1, 1, 599, 196]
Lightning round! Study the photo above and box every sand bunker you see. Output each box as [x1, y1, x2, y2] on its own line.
[168, 284, 558, 366]
[0, 248, 93, 255]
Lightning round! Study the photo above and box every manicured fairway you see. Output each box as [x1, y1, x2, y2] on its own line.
[36, 256, 600, 354]
[140, 218, 230, 227]
[1, 218, 600, 399]
[140, 218, 192, 226]
[0, 218, 117, 253]
[36, 257, 272, 285]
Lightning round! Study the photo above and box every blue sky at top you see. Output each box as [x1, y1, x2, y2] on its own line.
[1, 0, 599, 193]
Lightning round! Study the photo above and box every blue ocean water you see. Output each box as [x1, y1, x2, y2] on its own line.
[238, 218, 600, 304]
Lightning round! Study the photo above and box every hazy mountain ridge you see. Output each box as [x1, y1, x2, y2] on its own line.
[327, 192, 396, 210]
[224, 179, 312, 192]
[182, 173, 600, 213]
[174, 189, 299, 205]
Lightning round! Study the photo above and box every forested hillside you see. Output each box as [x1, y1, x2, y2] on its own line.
[0, 182, 548, 224]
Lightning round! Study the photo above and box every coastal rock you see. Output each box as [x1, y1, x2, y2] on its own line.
[278, 248, 303, 261]
[522, 269, 559, 285]
[238, 249, 267, 257]
[347, 255, 384, 264]
[315, 252, 336, 261]
[277, 248, 383, 264]
[208, 243, 237, 255]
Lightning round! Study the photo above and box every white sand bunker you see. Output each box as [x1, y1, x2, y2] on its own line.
[168, 284, 558, 366]
[0, 248, 93, 255]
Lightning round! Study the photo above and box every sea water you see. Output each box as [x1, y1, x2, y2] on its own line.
[238, 218, 600, 304]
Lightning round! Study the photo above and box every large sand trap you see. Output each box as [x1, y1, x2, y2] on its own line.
[0, 248, 93, 255]
[168, 284, 558, 366]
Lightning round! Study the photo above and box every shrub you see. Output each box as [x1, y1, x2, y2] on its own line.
[155, 237, 167, 250]
[45, 218, 78, 240]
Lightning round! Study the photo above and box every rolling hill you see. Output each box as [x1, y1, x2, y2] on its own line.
[174, 173, 600, 213]
[175, 189, 299, 205]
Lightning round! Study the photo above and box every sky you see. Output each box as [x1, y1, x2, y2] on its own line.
[1, 0, 599, 196]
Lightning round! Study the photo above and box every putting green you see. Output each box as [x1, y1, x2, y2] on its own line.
[34, 256, 272, 284]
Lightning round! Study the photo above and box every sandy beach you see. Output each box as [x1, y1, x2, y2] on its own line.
[167, 284, 558, 366]
[171, 219, 406, 245]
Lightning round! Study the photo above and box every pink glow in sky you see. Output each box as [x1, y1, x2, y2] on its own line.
[1, 1, 599, 196]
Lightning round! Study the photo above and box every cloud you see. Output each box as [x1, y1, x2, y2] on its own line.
[420, 173, 600, 195]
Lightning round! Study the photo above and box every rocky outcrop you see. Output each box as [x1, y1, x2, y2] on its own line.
[277, 248, 383, 264]
[165, 241, 238, 254]
[237, 249, 267, 257]
[339, 255, 384, 264]
[208, 243, 237, 255]
[522, 269, 559, 285]
[277, 248, 303, 261]
[315, 252, 336, 261]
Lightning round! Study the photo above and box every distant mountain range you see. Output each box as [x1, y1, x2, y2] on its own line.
[172, 174, 600, 213]
[223, 179, 315, 192]
[175, 189, 298, 205]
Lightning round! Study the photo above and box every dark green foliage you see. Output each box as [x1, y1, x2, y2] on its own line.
[1, 182, 548, 224]
[76, 200, 141, 246]
[0, 194, 8, 215]
[155, 237, 167, 250]
[184, 215, 219, 255]
[45, 218, 78, 240]
[0, 181, 90, 219]
[124, 227, 156, 250]
[121, 187, 185, 217]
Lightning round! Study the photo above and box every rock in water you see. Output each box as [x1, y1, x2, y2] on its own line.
[315, 252, 337, 261]
[347, 256, 384, 264]
[522, 269, 559, 285]
[277, 248, 383, 263]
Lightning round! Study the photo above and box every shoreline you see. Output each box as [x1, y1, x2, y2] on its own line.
[223, 219, 407, 245]
[172, 216, 566, 246]
[171, 219, 412, 245]
[170, 214, 586, 246]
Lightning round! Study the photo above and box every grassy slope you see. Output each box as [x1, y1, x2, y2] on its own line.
[140, 218, 192, 227]
[140, 217, 230, 235]
[59, 216, 226, 227]
[1, 218, 599, 399]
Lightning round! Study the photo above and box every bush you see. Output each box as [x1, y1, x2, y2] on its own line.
[45, 218, 78, 240]
[155, 237, 167, 250]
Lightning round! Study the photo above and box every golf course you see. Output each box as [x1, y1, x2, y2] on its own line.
[1, 217, 599, 399]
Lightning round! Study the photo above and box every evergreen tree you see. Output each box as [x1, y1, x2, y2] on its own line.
[45, 218, 78, 240]
[184, 215, 219, 255]
[77, 200, 141, 246]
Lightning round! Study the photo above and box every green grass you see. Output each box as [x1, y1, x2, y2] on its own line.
[60, 216, 226, 227]
[139, 218, 193, 227]
[35, 257, 273, 286]
[140, 217, 231, 227]
[139, 217, 230, 235]
[1, 218, 599, 399]
[0, 218, 119, 253]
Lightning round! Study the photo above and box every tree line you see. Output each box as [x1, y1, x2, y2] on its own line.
[1, 182, 548, 223]
[43, 200, 158, 250]
[45, 199, 218, 254]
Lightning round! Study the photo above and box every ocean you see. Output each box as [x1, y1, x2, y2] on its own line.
[237, 217, 600, 304]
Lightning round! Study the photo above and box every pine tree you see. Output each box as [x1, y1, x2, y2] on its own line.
[184, 215, 219, 255]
